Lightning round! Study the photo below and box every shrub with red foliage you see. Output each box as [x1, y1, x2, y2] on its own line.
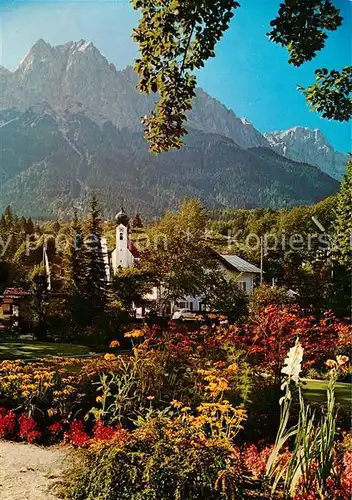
[241, 443, 273, 480]
[0, 408, 17, 439]
[18, 414, 41, 443]
[338, 450, 352, 499]
[233, 305, 351, 381]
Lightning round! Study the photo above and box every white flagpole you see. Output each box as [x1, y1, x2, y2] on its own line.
[43, 243, 51, 292]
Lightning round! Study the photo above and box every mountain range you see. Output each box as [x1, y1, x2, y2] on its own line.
[0, 39, 345, 218]
[265, 127, 348, 181]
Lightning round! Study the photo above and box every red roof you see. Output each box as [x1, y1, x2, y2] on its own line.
[3, 288, 31, 297]
[127, 239, 140, 258]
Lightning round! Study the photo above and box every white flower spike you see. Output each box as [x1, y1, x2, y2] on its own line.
[281, 339, 304, 384]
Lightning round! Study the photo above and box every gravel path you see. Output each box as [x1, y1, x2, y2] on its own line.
[0, 441, 68, 500]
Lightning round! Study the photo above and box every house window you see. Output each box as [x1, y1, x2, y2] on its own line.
[120, 232, 123, 241]
[188, 302, 194, 311]
[2, 303, 12, 315]
[238, 281, 247, 292]
[178, 301, 186, 309]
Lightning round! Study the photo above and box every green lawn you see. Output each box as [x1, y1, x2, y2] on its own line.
[0, 340, 92, 360]
[302, 378, 351, 407]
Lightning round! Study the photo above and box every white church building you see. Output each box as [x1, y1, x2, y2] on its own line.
[111, 208, 140, 272]
[109, 208, 261, 313]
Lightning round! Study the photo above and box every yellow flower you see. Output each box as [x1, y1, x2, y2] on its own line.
[104, 353, 116, 361]
[227, 363, 238, 374]
[96, 396, 104, 403]
[208, 313, 217, 319]
[171, 400, 183, 409]
[124, 329, 145, 339]
[181, 406, 191, 413]
[109, 340, 120, 348]
[207, 378, 229, 394]
[146, 396, 155, 401]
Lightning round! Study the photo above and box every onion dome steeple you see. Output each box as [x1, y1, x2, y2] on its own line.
[115, 206, 129, 227]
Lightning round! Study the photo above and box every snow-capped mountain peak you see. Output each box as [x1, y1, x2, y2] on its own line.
[264, 127, 348, 180]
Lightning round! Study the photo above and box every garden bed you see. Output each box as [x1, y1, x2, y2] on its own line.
[0, 308, 350, 499]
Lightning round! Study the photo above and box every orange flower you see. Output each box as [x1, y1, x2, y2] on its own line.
[109, 340, 120, 348]
[124, 329, 145, 338]
[171, 400, 183, 409]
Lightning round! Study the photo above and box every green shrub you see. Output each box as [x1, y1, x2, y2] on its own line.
[62, 415, 244, 500]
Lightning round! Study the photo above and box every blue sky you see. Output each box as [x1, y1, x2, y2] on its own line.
[1, 0, 351, 152]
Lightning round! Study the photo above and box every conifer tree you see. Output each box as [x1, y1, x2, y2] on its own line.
[84, 195, 107, 324]
[332, 159, 352, 268]
[326, 158, 352, 316]
[64, 211, 87, 326]
[30, 263, 48, 340]
[25, 218, 34, 235]
[132, 212, 143, 229]
[3, 206, 14, 230]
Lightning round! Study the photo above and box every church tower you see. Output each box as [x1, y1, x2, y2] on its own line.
[114, 207, 130, 271]
[111, 206, 139, 274]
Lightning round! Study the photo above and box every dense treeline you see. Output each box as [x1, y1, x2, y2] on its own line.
[0, 160, 351, 341]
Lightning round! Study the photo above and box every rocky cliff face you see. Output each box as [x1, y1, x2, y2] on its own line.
[0, 39, 343, 217]
[264, 127, 348, 181]
[0, 39, 270, 150]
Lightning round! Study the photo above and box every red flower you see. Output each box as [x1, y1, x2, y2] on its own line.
[65, 420, 90, 447]
[93, 420, 116, 441]
[0, 408, 17, 439]
[18, 414, 41, 443]
[49, 421, 64, 439]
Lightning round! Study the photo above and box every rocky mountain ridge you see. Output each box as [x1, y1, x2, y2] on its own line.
[0, 39, 270, 151]
[0, 39, 344, 217]
[265, 127, 348, 180]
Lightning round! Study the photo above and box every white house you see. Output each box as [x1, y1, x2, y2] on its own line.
[110, 208, 261, 313]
